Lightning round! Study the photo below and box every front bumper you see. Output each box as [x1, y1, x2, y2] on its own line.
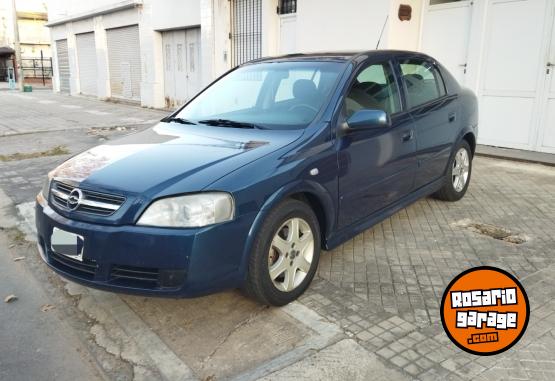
[35, 194, 255, 297]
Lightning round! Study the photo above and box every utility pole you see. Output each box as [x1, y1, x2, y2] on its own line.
[11, 0, 24, 91]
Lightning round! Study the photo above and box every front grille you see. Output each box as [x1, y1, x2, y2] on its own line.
[110, 264, 160, 288]
[50, 181, 125, 216]
[49, 250, 97, 280]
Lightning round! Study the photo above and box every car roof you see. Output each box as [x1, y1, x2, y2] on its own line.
[247, 50, 433, 65]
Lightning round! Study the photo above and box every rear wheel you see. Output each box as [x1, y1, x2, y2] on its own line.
[433, 140, 472, 201]
[245, 199, 321, 306]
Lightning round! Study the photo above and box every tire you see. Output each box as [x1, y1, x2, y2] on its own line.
[244, 198, 321, 306]
[433, 140, 472, 202]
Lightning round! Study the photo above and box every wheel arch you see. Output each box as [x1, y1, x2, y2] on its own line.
[237, 180, 335, 280]
[462, 131, 476, 156]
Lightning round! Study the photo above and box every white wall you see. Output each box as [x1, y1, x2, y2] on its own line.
[295, 0, 390, 52]
[200, 0, 231, 85]
[151, 0, 200, 30]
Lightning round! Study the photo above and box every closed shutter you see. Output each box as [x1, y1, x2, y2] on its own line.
[231, 0, 262, 67]
[106, 25, 141, 100]
[56, 39, 70, 93]
[76, 32, 97, 96]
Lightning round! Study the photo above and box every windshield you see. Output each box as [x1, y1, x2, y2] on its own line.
[175, 61, 346, 130]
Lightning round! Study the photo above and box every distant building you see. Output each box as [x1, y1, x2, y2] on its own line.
[45, 0, 555, 154]
[0, 0, 51, 84]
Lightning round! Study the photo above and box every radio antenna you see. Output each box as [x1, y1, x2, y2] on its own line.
[376, 15, 389, 50]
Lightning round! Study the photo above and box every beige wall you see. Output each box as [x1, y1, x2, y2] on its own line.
[0, 0, 51, 57]
[387, 0, 423, 51]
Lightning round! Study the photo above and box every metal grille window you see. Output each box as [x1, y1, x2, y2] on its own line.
[231, 0, 262, 67]
[278, 0, 297, 14]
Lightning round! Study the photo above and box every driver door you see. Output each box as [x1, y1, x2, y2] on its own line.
[337, 60, 417, 229]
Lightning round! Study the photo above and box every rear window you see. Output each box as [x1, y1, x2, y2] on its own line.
[400, 59, 446, 108]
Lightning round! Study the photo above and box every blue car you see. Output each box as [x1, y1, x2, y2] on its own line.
[36, 50, 478, 306]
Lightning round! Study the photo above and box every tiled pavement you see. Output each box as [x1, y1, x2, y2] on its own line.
[1, 91, 555, 380]
[307, 158, 555, 379]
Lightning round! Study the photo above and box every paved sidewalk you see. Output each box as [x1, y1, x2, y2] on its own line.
[1, 91, 555, 380]
[0, 90, 165, 136]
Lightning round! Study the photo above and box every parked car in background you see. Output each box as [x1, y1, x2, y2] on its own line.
[36, 50, 478, 306]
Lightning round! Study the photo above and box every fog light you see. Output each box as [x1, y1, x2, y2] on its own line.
[159, 270, 186, 288]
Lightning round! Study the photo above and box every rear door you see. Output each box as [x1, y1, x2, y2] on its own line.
[397, 57, 458, 189]
[337, 60, 416, 228]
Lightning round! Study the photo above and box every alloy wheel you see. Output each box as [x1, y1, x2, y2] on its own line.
[452, 147, 470, 192]
[267, 217, 314, 292]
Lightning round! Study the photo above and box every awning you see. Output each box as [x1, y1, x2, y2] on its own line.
[0, 46, 15, 55]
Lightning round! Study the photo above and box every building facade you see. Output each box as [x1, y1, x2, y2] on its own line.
[46, 0, 555, 154]
[1, 0, 51, 83]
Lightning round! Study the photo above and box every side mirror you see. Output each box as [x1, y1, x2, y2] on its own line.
[344, 109, 391, 132]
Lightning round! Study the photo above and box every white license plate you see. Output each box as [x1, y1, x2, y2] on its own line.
[51, 227, 84, 262]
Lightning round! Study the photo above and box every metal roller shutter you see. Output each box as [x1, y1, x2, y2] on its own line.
[76, 32, 98, 96]
[56, 39, 70, 93]
[106, 25, 141, 101]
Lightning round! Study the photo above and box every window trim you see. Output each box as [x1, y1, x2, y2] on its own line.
[396, 57, 449, 112]
[341, 59, 404, 119]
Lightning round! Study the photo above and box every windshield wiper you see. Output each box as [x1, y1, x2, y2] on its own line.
[198, 119, 262, 129]
[161, 116, 197, 125]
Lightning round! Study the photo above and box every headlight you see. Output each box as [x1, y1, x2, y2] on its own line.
[41, 176, 52, 199]
[137, 192, 234, 228]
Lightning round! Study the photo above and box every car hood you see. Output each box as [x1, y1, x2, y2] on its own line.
[51, 123, 303, 197]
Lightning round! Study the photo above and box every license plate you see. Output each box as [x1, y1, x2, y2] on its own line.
[51, 227, 84, 261]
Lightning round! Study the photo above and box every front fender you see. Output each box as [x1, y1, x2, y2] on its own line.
[236, 180, 336, 281]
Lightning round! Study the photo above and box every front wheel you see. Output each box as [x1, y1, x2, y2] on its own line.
[433, 140, 472, 201]
[245, 199, 321, 306]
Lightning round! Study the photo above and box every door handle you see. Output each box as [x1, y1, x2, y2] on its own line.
[448, 112, 456, 123]
[401, 130, 414, 142]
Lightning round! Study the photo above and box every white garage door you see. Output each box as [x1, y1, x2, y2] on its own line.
[538, 7, 555, 153]
[479, 0, 551, 151]
[56, 39, 70, 93]
[162, 28, 201, 108]
[420, 1, 472, 85]
[76, 32, 97, 96]
[106, 25, 141, 101]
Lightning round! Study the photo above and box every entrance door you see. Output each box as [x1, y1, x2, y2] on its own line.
[420, 1, 473, 85]
[279, 15, 297, 55]
[539, 4, 555, 153]
[162, 28, 201, 109]
[479, 0, 551, 150]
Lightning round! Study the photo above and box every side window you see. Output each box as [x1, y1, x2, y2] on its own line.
[400, 59, 446, 108]
[344, 62, 400, 118]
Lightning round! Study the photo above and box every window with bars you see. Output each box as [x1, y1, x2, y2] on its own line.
[230, 0, 263, 67]
[278, 0, 297, 14]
